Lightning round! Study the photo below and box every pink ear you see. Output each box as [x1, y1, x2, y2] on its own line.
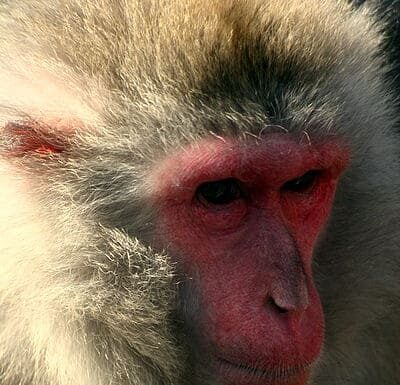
[3, 120, 71, 157]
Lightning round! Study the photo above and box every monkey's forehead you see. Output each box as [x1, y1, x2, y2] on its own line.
[0, 0, 393, 151]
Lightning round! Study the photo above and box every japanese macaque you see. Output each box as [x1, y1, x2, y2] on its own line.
[0, 1, 399, 385]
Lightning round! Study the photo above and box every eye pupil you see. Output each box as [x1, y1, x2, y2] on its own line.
[282, 170, 319, 193]
[197, 178, 242, 205]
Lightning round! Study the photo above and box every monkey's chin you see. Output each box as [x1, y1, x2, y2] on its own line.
[216, 358, 311, 385]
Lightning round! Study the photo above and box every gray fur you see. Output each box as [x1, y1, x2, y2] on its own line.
[0, 0, 399, 384]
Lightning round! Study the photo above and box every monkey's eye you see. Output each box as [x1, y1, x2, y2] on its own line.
[196, 178, 244, 205]
[282, 170, 320, 194]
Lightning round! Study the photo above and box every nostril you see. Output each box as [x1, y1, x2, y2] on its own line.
[265, 297, 289, 314]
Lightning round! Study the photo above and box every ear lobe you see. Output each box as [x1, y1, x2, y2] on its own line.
[3, 119, 72, 157]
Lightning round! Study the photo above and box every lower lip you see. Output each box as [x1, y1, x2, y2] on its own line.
[217, 358, 311, 385]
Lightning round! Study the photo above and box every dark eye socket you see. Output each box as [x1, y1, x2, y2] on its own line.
[282, 170, 320, 193]
[196, 178, 244, 205]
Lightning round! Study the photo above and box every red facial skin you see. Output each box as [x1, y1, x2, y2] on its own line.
[152, 134, 349, 385]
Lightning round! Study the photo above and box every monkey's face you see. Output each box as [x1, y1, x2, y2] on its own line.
[151, 134, 349, 385]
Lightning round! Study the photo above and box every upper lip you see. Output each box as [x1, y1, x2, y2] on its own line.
[218, 357, 310, 379]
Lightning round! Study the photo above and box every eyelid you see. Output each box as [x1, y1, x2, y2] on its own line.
[196, 178, 245, 206]
[281, 170, 321, 193]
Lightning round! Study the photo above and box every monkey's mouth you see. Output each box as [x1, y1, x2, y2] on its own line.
[217, 357, 311, 382]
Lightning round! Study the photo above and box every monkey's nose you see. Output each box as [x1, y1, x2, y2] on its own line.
[265, 297, 289, 314]
[266, 282, 310, 314]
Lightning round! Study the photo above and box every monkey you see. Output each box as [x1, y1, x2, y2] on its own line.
[0, 1, 399, 385]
